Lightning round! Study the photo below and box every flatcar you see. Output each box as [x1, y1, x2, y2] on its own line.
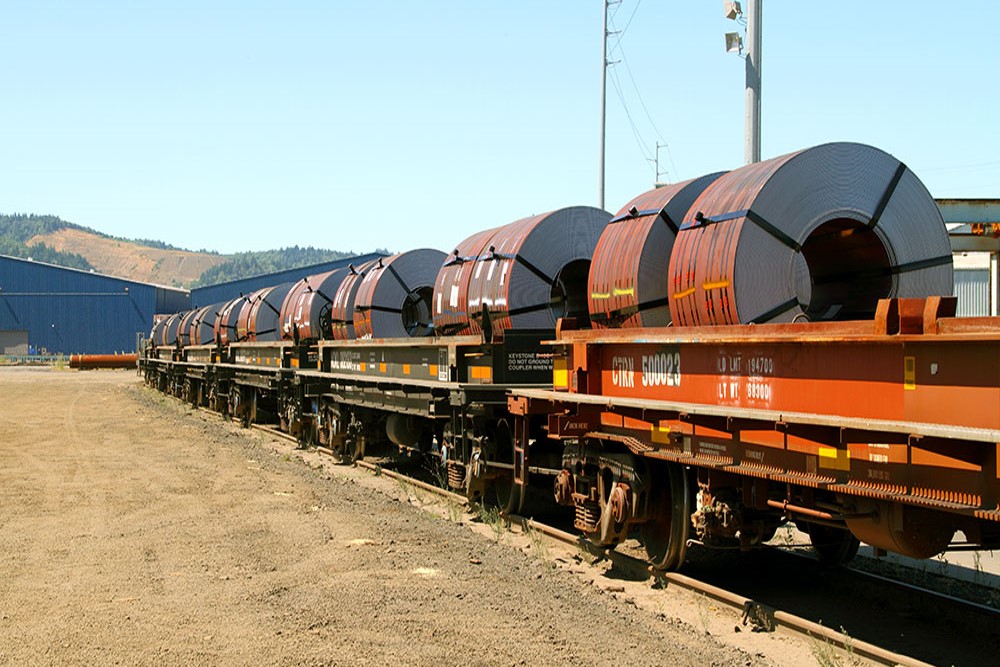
[141, 142, 1000, 570]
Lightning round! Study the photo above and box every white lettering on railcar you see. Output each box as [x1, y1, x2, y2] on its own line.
[611, 356, 634, 388]
[641, 350, 681, 387]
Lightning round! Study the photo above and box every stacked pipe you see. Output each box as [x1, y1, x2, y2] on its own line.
[433, 206, 609, 340]
[588, 142, 953, 327]
[70, 353, 138, 370]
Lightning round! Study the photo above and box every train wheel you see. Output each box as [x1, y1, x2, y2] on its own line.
[807, 524, 860, 566]
[641, 463, 691, 571]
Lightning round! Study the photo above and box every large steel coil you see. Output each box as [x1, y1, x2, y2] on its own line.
[329, 260, 380, 340]
[189, 303, 223, 346]
[238, 283, 296, 342]
[161, 312, 186, 347]
[588, 173, 725, 328]
[668, 142, 954, 326]
[150, 318, 167, 346]
[353, 249, 446, 339]
[176, 310, 200, 347]
[214, 295, 251, 345]
[437, 206, 609, 339]
[279, 268, 352, 341]
[433, 227, 500, 336]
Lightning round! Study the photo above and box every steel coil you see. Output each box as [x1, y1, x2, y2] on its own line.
[238, 283, 296, 342]
[214, 295, 251, 345]
[279, 268, 352, 342]
[353, 249, 446, 339]
[190, 303, 224, 346]
[439, 206, 609, 339]
[433, 227, 501, 336]
[161, 312, 185, 347]
[176, 310, 200, 347]
[329, 260, 380, 340]
[669, 142, 954, 326]
[588, 173, 725, 328]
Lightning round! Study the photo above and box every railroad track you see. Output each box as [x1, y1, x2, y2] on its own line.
[242, 420, 984, 667]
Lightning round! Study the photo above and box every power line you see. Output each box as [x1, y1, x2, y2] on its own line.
[607, 65, 654, 167]
[606, 0, 679, 180]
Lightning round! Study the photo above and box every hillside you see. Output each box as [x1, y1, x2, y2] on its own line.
[27, 227, 225, 287]
[5, 213, 376, 288]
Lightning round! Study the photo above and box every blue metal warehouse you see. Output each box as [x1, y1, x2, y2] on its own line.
[190, 253, 384, 307]
[0, 255, 189, 355]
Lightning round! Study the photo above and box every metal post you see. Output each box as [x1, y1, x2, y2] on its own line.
[991, 251, 998, 316]
[744, 0, 762, 164]
[599, 0, 609, 210]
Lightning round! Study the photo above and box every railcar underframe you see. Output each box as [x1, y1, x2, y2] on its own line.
[140, 298, 1000, 570]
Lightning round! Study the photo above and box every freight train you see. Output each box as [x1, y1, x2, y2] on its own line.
[141, 142, 1000, 570]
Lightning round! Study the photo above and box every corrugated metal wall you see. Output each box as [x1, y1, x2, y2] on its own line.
[190, 253, 384, 307]
[954, 268, 990, 317]
[0, 256, 189, 354]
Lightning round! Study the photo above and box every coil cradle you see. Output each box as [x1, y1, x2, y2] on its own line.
[668, 142, 953, 326]
[588, 172, 725, 328]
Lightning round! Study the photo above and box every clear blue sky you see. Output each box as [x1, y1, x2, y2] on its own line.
[2, 2, 995, 255]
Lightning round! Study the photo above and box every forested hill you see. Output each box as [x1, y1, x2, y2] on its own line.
[2, 213, 383, 288]
[191, 246, 363, 287]
[0, 214, 94, 270]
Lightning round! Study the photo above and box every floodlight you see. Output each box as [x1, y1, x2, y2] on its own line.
[725, 32, 743, 54]
[724, 1, 742, 20]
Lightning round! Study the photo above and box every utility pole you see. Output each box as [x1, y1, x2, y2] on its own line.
[599, 0, 609, 210]
[744, 0, 762, 164]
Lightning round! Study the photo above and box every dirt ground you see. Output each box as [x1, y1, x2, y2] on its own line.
[0, 368, 826, 666]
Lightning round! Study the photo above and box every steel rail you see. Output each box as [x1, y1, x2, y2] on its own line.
[505, 516, 936, 667]
[225, 415, 948, 667]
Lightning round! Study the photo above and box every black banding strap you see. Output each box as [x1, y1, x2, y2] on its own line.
[814, 254, 953, 286]
[356, 304, 402, 315]
[749, 297, 801, 324]
[609, 207, 661, 223]
[658, 210, 679, 234]
[591, 296, 672, 323]
[488, 250, 556, 286]
[436, 322, 470, 336]
[313, 289, 333, 304]
[385, 263, 413, 296]
[868, 162, 908, 230]
[254, 328, 277, 337]
[262, 297, 281, 316]
[470, 301, 554, 320]
[686, 208, 801, 252]
[891, 255, 953, 275]
[746, 210, 802, 252]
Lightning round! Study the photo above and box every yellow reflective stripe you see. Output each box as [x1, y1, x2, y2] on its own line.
[818, 446, 850, 471]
